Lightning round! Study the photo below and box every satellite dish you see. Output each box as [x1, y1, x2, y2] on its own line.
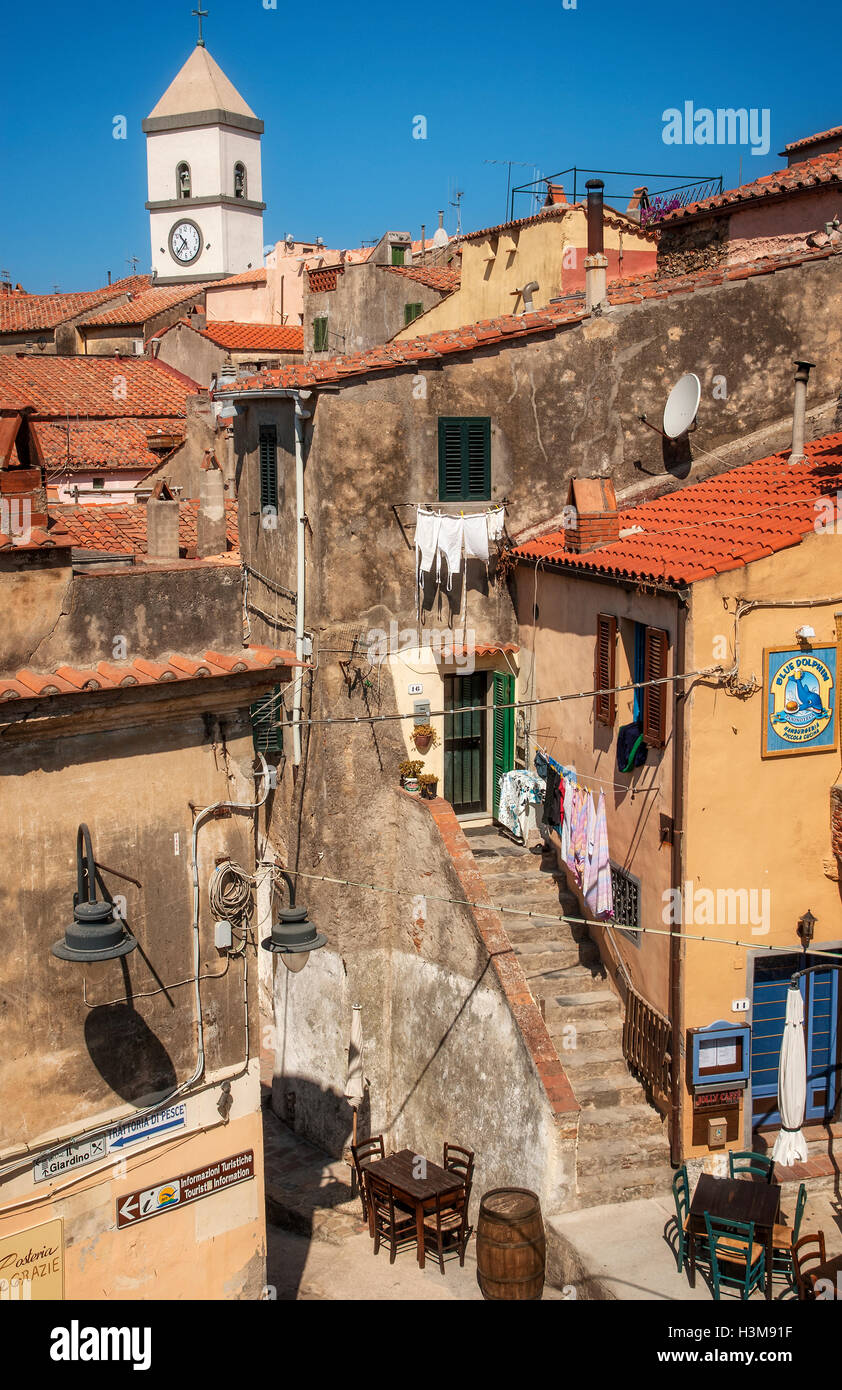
[663, 372, 701, 439]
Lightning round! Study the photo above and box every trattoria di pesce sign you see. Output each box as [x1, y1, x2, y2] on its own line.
[763, 646, 837, 758]
[0, 1219, 64, 1299]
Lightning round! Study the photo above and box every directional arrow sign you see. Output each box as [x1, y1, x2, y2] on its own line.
[118, 1194, 139, 1225]
[116, 1150, 254, 1230]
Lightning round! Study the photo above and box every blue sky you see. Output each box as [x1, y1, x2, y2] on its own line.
[2, 0, 838, 292]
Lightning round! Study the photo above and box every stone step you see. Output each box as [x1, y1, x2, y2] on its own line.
[577, 1080, 668, 1123]
[527, 970, 610, 1000]
[552, 1012, 623, 1043]
[557, 1046, 638, 1082]
[578, 1101, 668, 1140]
[574, 1169, 675, 1209]
[576, 1134, 673, 1177]
[515, 945, 600, 973]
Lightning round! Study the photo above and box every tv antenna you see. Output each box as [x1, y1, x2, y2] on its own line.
[484, 159, 534, 220]
[449, 186, 464, 236]
[126, 255, 140, 275]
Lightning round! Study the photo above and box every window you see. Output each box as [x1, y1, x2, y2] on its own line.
[234, 162, 246, 199]
[91, 478, 105, 490]
[642, 625, 669, 747]
[250, 687, 283, 754]
[391, 245, 406, 266]
[438, 417, 491, 502]
[258, 425, 278, 513]
[404, 302, 424, 326]
[176, 162, 191, 199]
[611, 863, 641, 945]
[594, 614, 616, 726]
[313, 317, 328, 352]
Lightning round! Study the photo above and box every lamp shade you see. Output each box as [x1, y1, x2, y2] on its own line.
[261, 904, 326, 959]
[52, 824, 138, 963]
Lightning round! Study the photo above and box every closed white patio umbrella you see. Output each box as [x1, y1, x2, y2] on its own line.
[344, 1004, 365, 1147]
[771, 982, 808, 1167]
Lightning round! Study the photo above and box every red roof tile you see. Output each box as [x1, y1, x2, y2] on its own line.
[0, 277, 150, 334]
[219, 243, 842, 395]
[783, 125, 842, 154]
[0, 515, 72, 552]
[660, 153, 842, 226]
[380, 264, 461, 293]
[0, 646, 301, 703]
[511, 432, 842, 585]
[0, 356, 199, 418]
[198, 321, 303, 352]
[307, 266, 342, 292]
[79, 284, 213, 329]
[35, 418, 184, 473]
[54, 499, 239, 554]
[211, 268, 268, 287]
[459, 201, 658, 244]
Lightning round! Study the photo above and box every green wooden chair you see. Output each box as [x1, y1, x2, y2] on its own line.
[772, 1183, 808, 1285]
[704, 1213, 766, 1300]
[728, 1149, 774, 1183]
[671, 1165, 691, 1272]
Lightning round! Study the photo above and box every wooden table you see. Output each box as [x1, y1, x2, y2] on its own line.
[687, 1174, 780, 1301]
[365, 1149, 465, 1269]
[809, 1254, 842, 1299]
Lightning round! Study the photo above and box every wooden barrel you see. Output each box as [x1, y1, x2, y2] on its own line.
[476, 1188, 545, 1300]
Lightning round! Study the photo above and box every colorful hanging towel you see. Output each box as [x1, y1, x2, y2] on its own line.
[586, 791, 614, 920]
[571, 788, 590, 888]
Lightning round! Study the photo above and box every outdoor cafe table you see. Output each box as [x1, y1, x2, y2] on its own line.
[364, 1148, 465, 1269]
[688, 1173, 780, 1301]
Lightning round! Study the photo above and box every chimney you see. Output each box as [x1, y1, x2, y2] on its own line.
[625, 186, 649, 223]
[146, 478, 180, 559]
[196, 454, 227, 557]
[585, 179, 608, 312]
[543, 182, 566, 206]
[565, 477, 620, 553]
[789, 359, 815, 464]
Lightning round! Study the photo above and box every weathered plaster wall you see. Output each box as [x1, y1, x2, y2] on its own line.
[657, 190, 841, 276]
[306, 265, 444, 358]
[681, 527, 842, 1154]
[0, 551, 73, 671]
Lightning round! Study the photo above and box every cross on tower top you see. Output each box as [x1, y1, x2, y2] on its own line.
[192, 6, 208, 47]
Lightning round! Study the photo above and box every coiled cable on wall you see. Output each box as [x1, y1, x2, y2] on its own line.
[209, 861, 255, 936]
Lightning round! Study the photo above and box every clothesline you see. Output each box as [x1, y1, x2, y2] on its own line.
[534, 744, 660, 795]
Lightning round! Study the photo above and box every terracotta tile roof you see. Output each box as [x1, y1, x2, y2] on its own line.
[511, 432, 842, 585]
[79, 284, 213, 329]
[0, 356, 199, 418]
[381, 264, 461, 293]
[0, 515, 72, 552]
[0, 277, 150, 334]
[198, 321, 304, 352]
[446, 642, 519, 660]
[0, 645, 299, 703]
[36, 418, 185, 472]
[782, 125, 842, 154]
[219, 243, 842, 394]
[54, 499, 239, 554]
[307, 266, 342, 292]
[211, 268, 268, 287]
[660, 153, 842, 226]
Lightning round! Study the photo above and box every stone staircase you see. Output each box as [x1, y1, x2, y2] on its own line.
[463, 821, 674, 1208]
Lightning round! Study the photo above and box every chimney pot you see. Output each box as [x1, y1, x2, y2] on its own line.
[789, 358, 816, 464]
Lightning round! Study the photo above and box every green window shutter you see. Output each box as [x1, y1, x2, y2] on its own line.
[438, 417, 491, 501]
[258, 425, 278, 513]
[250, 686, 283, 754]
[404, 302, 423, 326]
[492, 672, 515, 820]
[313, 317, 328, 351]
[391, 245, 406, 266]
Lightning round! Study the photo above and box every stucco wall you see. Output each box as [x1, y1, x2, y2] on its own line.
[305, 264, 444, 358]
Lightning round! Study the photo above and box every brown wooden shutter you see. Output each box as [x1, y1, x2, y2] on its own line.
[642, 626, 668, 746]
[594, 614, 616, 726]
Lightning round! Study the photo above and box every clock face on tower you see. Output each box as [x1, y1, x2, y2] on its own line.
[169, 219, 202, 265]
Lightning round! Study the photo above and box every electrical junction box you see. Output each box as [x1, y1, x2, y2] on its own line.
[214, 920, 233, 950]
[413, 700, 431, 724]
[707, 1117, 727, 1149]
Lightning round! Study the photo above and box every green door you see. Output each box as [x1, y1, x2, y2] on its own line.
[444, 673, 486, 813]
[492, 671, 515, 820]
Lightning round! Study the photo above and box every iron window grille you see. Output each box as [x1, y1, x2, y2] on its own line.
[611, 862, 642, 946]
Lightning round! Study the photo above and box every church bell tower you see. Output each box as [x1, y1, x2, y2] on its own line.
[143, 19, 265, 284]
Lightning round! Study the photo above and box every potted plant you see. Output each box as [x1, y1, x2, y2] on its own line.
[418, 772, 439, 800]
[412, 723, 440, 755]
[399, 759, 425, 793]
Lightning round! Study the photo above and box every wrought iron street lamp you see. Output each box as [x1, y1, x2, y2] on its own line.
[261, 870, 326, 973]
[52, 824, 137, 963]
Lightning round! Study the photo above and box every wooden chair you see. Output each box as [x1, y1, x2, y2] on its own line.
[703, 1213, 766, 1300]
[443, 1143, 475, 1194]
[350, 1136, 384, 1221]
[728, 1149, 774, 1184]
[365, 1172, 418, 1264]
[771, 1183, 808, 1284]
[671, 1165, 691, 1272]
[792, 1231, 827, 1300]
[423, 1184, 472, 1274]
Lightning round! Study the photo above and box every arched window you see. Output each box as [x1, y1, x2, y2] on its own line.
[234, 162, 246, 199]
[176, 162, 192, 199]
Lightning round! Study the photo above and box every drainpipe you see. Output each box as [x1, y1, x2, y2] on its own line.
[520, 281, 539, 313]
[292, 391, 312, 765]
[584, 179, 608, 312]
[789, 358, 815, 464]
[669, 592, 689, 1165]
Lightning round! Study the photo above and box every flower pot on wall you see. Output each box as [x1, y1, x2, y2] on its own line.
[413, 733, 432, 754]
[420, 780, 438, 800]
[404, 777, 420, 794]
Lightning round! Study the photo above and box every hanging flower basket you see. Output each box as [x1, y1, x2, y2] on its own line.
[412, 723, 439, 754]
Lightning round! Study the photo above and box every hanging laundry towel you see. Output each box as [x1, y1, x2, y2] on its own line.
[559, 770, 575, 863]
[571, 788, 590, 888]
[542, 764, 563, 829]
[585, 792, 614, 920]
[463, 513, 489, 563]
[582, 791, 598, 902]
[415, 508, 441, 582]
[436, 515, 464, 589]
[497, 769, 545, 842]
[487, 506, 506, 542]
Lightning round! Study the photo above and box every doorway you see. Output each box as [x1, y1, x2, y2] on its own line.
[750, 951, 841, 1129]
[443, 673, 486, 814]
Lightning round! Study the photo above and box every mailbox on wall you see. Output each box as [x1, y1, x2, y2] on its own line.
[686, 1020, 751, 1148]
